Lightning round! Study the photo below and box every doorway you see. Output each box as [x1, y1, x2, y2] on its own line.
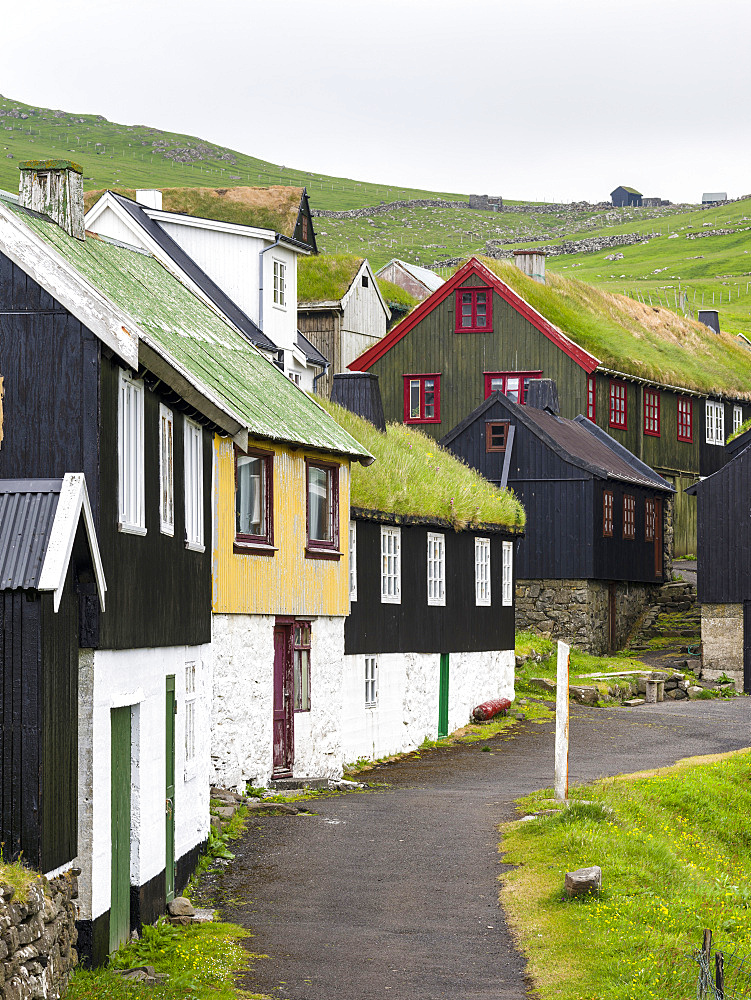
[438, 654, 450, 738]
[273, 623, 294, 777]
[110, 707, 131, 953]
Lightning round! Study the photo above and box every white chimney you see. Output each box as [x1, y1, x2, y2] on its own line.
[18, 159, 85, 240]
[513, 249, 546, 284]
[135, 189, 163, 210]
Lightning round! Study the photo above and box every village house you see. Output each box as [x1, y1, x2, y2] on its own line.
[611, 186, 642, 207]
[376, 258, 445, 302]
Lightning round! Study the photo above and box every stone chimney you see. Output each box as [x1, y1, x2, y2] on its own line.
[526, 378, 560, 415]
[18, 160, 85, 240]
[698, 309, 720, 334]
[136, 189, 163, 210]
[331, 372, 386, 432]
[513, 249, 546, 284]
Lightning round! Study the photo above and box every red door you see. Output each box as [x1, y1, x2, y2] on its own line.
[273, 624, 294, 777]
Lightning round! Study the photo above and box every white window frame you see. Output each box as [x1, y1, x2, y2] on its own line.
[349, 520, 358, 602]
[184, 660, 197, 779]
[475, 537, 491, 607]
[118, 370, 146, 535]
[183, 417, 204, 551]
[705, 400, 725, 446]
[159, 403, 174, 536]
[273, 259, 286, 307]
[427, 532, 446, 607]
[380, 526, 401, 604]
[364, 656, 378, 708]
[502, 540, 513, 607]
[733, 405, 743, 435]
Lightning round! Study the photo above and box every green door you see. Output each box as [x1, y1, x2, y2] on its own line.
[110, 707, 132, 954]
[165, 676, 176, 903]
[438, 654, 450, 738]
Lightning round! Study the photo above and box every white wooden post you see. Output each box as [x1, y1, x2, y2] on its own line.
[554, 641, 570, 801]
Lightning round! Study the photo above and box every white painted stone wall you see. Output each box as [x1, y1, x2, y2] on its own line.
[74, 644, 212, 924]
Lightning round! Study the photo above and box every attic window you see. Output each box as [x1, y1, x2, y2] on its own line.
[486, 421, 509, 453]
[302, 216, 309, 242]
[456, 287, 492, 333]
[362, 274, 369, 288]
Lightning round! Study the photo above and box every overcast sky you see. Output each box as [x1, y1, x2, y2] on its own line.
[3, 0, 749, 204]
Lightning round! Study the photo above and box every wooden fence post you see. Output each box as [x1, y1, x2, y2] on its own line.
[699, 929, 712, 998]
[715, 952, 724, 1000]
[554, 641, 570, 801]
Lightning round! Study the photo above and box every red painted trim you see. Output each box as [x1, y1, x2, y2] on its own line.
[603, 490, 613, 538]
[608, 380, 628, 430]
[234, 445, 274, 547]
[623, 494, 636, 540]
[587, 375, 596, 422]
[403, 374, 441, 424]
[645, 498, 656, 542]
[455, 285, 493, 333]
[643, 389, 661, 437]
[305, 459, 340, 551]
[484, 371, 542, 403]
[347, 257, 600, 374]
[677, 396, 693, 443]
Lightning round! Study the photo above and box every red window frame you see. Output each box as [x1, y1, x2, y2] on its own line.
[305, 459, 340, 558]
[234, 445, 274, 553]
[609, 380, 628, 430]
[484, 371, 542, 404]
[623, 494, 636, 540]
[587, 376, 596, 421]
[644, 390, 660, 437]
[455, 286, 493, 333]
[677, 397, 693, 443]
[603, 491, 613, 537]
[645, 498, 656, 542]
[403, 374, 441, 424]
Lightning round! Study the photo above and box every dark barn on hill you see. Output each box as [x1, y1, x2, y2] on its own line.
[611, 186, 643, 207]
[440, 380, 675, 653]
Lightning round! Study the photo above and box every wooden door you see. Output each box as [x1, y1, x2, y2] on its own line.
[165, 676, 176, 903]
[273, 624, 294, 777]
[110, 707, 131, 954]
[438, 654, 450, 738]
[654, 499, 663, 579]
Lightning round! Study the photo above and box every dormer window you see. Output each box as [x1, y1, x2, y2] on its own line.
[273, 260, 286, 307]
[455, 287, 492, 333]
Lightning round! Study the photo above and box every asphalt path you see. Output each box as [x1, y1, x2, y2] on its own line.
[219, 698, 750, 1000]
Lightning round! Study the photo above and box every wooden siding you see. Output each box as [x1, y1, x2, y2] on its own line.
[513, 481, 594, 580]
[213, 436, 351, 616]
[668, 474, 699, 559]
[344, 521, 515, 655]
[298, 310, 340, 397]
[592, 482, 665, 583]
[342, 277, 388, 342]
[694, 448, 751, 604]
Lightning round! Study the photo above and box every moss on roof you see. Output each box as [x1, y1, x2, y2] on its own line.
[476, 257, 751, 400]
[319, 399, 525, 531]
[298, 254, 364, 304]
[728, 416, 751, 443]
[83, 185, 302, 235]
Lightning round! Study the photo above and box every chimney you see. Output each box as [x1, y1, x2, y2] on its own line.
[698, 309, 720, 334]
[513, 249, 546, 284]
[18, 159, 85, 240]
[331, 372, 386, 432]
[526, 378, 560, 415]
[136, 189, 163, 210]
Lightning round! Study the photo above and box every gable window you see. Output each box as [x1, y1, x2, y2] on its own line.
[484, 371, 541, 404]
[184, 661, 196, 771]
[273, 259, 286, 306]
[486, 421, 509, 453]
[118, 370, 145, 535]
[623, 494, 636, 540]
[362, 274, 369, 288]
[427, 532, 446, 607]
[381, 526, 401, 604]
[184, 418, 204, 551]
[403, 374, 441, 424]
[677, 397, 693, 443]
[644, 390, 660, 436]
[159, 404, 174, 536]
[603, 491, 614, 537]
[301, 215, 309, 242]
[306, 461, 340, 554]
[734, 405, 743, 434]
[475, 537, 491, 606]
[365, 656, 378, 708]
[609, 381, 627, 430]
[645, 498, 656, 542]
[455, 287, 492, 332]
[293, 622, 311, 712]
[587, 376, 596, 421]
[236, 447, 273, 548]
[705, 400, 725, 446]
[349, 520, 357, 601]
[502, 540, 513, 607]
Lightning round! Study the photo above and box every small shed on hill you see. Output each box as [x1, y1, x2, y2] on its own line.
[702, 192, 727, 205]
[611, 186, 642, 207]
[376, 259, 444, 302]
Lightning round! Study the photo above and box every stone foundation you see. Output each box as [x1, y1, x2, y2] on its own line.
[701, 603, 743, 691]
[515, 578, 660, 654]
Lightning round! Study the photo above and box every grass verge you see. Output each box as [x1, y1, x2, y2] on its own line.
[500, 750, 751, 1000]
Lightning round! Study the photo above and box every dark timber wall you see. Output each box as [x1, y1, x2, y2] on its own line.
[694, 447, 751, 605]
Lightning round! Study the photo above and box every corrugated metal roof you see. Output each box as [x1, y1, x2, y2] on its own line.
[0, 480, 61, 589]
[3, 201, 370, 460]
[381, 259, 444, 292]
[702, 193, 727, 202]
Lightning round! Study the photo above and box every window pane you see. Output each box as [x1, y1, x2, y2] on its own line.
[237, 456, 264, 535]
[410, 380, 421, 418]
[506, 377, 520, 402]
[475, 292, 486, 325]
[490, 378, 503, 393]
[461, 293, 473, 327]
[424, 379, 434, 419]
[309, 466, 331, 541]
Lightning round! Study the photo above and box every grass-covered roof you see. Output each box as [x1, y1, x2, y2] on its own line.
[319, 400, 525, 531]
[477, 257, 751, 400]
[298, 253, 364, 303]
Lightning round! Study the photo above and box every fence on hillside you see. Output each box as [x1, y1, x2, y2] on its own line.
[695, 929, 751, 999]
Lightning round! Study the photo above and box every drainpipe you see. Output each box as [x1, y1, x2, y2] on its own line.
[258, 234, 283, 337]
[313, 361, 331, 395]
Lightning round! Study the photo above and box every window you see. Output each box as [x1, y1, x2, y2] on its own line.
[118, 370, 145, 534]
[706, 400, 725, 446]
[603, 491, 613, 537]
[364, 656, 378, 708]
[288, 371, 301, 386]
[184, 661, 196, 771]
[502, 540, 513, 607]
[381, 526, 401, 604]
[427, 532, 446, 607]
[475, 537, 491, 606]
[623, 494, 636, 539]
[184, 418, 204, 551]
[159, 404, 174, 536]
[644, 390, 660, 436]
[734, 405, 744, 434]
[587, 376, 596, 421]
[235, 447, 273, 547]
[609, 381, 627, 430]
[362, 274, 369, 288]
[273, 259, 286, 306]
[306, 461, 339, 554]
[677, 397, 693, 443]
[645, 498, 656, 542]
[349, 520, 357, 601]
[301, 216, 309, 242]
[484, 371, 542, 404]
[293, 622, 311, 712]
[403, 375, 440, 424]
[486, 421, 509, 453]
[455, 287, 492, 332]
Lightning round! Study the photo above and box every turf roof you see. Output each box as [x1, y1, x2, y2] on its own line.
[298, 253, 364, 303]
[319, 399, 525, 531]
